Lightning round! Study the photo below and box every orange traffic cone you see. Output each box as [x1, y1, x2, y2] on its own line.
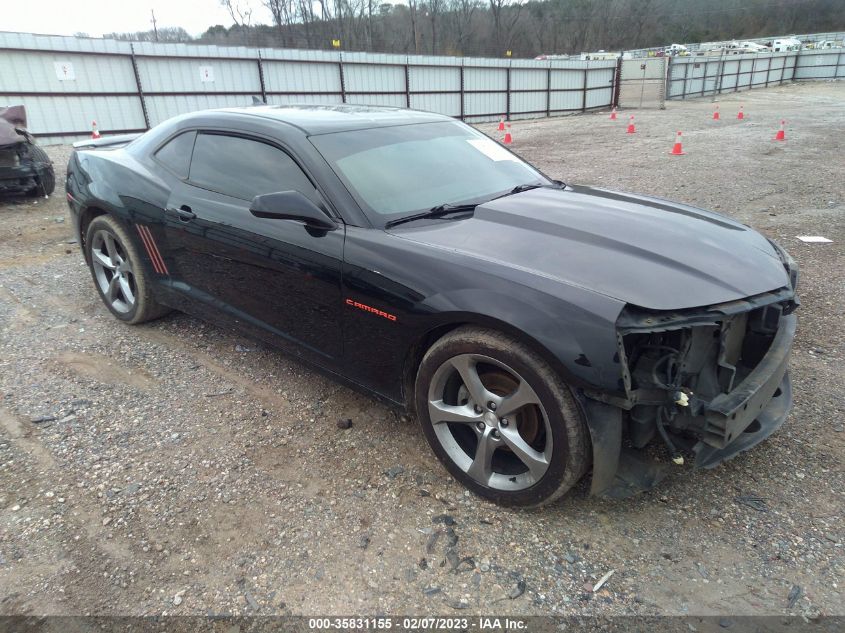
[737, 105, 744, 120]
[91, 120, 101, 139]
[626, 116, 636, 134]
[497, 116, 505, 131]
[713, 105, 720, 120]
[669, 131, 685, 155]
[774, 119, 786, 141]
[503, 124, 513, 144]
[610, 107, 617, 121]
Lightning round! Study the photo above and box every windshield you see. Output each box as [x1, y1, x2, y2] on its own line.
[309, 121, 550, 226]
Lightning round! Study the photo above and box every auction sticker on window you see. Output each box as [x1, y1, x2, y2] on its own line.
[467, 138, 518, 161]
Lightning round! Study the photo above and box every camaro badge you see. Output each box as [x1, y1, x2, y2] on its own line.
[345, 298, 397, 322]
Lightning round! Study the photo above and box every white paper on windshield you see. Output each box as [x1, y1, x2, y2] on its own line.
[467, 138, 519, 162]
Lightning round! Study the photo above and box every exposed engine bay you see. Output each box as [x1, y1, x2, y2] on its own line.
[619, 291, 797, 456]
[584, 278, 798, 498]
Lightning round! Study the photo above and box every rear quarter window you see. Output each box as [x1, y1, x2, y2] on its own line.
[154, 131, 196, 178]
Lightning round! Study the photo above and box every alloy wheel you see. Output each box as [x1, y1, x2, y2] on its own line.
[90, 229, 136, 314]
[426, 353, 553, 491]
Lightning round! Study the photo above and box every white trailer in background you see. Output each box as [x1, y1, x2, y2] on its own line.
[772, 38, 802, 52]
[579, 50, 631, 61]
[663, 43, 689, 56]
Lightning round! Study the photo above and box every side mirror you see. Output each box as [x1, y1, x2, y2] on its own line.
[249, 191, 338, 231]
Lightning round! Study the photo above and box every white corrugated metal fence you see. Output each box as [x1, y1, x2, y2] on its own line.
[0, 31, 618, 145]
[667, 49, 845, 100]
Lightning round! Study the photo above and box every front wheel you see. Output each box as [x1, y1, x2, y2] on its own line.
[415, 327, 590, 508]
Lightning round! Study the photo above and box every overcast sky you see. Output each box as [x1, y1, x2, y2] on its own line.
[2, 0, 277, 38]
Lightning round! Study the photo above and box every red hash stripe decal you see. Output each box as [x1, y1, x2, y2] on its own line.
[136, 225, 169, 275]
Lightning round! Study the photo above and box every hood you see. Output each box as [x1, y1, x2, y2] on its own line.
[389, 186, 789, 311]
[0, 105, 28, 146]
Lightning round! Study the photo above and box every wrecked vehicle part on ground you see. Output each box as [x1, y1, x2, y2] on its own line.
[64, 105, 799, 507]
[0, 105, 55, 197]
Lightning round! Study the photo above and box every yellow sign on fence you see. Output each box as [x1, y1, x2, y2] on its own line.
[332, 39, 341, 49]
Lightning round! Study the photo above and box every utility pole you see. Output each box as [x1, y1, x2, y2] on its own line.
[151, 9, 159, 41]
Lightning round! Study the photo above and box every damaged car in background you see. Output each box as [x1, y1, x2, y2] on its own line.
[0, 105, 55, 197]
[65, 105, 799, 507]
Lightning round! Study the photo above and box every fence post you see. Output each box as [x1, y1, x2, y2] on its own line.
[404, 63, 411, 109]
[459, 64, 465, 121]
[612, 56, 622, 107]
[581, 63, 588, 112]
[505, 62, 511, 120]
[748, 55, 756, 90]
[337, 52, 347, 103]
[790, 48, 801, 82]
[546, 65, 552, 117]
[257, 51, 267, 103]
[765, 55, 772, 87]
[129, 43, 150, 130]
[713, 51, 726, 100]
[661, 55, 670, 108]
[681, 59, 690, 100]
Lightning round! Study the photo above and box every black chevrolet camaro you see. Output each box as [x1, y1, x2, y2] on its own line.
[66, 105, 799, 507]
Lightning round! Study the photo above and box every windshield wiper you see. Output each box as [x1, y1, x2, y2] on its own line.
[384, 180, 566, 229]
[384, 202, 478, 229]
[493, 180, 566, 201]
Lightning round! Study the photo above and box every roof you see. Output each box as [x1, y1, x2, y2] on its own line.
[219, 104, 453, 135]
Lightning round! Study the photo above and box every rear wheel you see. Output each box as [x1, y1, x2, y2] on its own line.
[85, 215, 169, 324]
[415, 327, 590, 507]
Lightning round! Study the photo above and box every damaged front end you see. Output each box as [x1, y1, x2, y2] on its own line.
[0, 141, 44, 195]
[0, 105, 54, 197]
[585, 247, 799, 498]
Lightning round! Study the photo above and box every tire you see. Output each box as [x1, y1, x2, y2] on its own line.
[84, 215, 170, 324]
[27, 145, 55, 196]
[415, 327, 590, 508]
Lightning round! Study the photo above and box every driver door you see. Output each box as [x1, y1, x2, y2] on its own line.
[163, 131, 344, 361]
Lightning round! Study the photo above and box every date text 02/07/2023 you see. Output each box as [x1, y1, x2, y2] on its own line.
[307, 617, 528, 630]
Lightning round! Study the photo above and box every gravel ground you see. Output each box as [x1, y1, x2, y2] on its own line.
[0, 81, 842, 618]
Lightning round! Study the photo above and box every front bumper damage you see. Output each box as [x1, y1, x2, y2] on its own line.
[695, 314, 794, 468]
[582, 283, 798, 499]
[0, 143, 47, 195]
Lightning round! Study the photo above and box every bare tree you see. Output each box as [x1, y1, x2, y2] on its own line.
[220, 0, 255, 44]
[106, 27, 192, 43]
[192, 0, 845, 57]
[488, 0, 524, 54]
[448, 0, 479, 55]
[427, 0, 446, 53]
[263, 0, 292, 45]
[408, 0, 421, 54]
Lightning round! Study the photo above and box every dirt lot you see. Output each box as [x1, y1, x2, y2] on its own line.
[0, 82, 843, 618]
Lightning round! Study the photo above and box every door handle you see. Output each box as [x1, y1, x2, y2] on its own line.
[166, 205, 196, 222]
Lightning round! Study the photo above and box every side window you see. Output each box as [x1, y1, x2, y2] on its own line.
[154, 131, 196, 178]
[189, 133, 316, 202]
